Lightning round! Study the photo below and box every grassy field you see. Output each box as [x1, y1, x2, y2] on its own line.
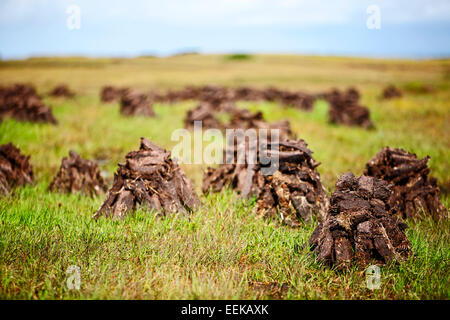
[0, 54, 449, 299]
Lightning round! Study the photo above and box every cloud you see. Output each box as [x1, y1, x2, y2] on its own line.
[1, 0, 449, 27]
[1, 0, 449, 59]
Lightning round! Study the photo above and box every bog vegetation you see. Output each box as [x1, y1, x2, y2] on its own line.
[0, 54, 449, 299]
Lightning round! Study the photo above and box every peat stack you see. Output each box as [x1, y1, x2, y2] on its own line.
[227, 109, 266, 130]
[147, 90, 167, 103]
[203, 138, 329, 226]
[279, 91, 315, 111]
[232, 86, 315, 110]
[0, 143, 33, 196]
[161, 89, 187, 103]
[255, 139, 329, 226]
[48, 151, 107, 197]
[365, 147, 447, 220]
[120, 91, 155, 117]
[226, 109, 292, 140]
[161, 86, 234, 105]
[262, 87, 284, 102]
[100, 86, 128, 103]
[48, 85, 75, 98]
[190, 87, 236, 111]
[0, 83, 38, 99]
[184, 103, 222, 130]
[233, 86, 264, 101]
[197, 85, 235, 106]
[162, 86, 204, 103]
[94, 138, 199, 219]
[381, 85, 402, 100]
[309, 172, 411, 268]
[0, 84, 57, 124]
[326, 88, 373, 129]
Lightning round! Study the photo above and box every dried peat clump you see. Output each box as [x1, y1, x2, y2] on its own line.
[326, 88, 373, 129]
[94, 138, 200, 219]
[255, 140, 329, 226]
[149, 85, 316, 110]
[233, 86, 265, 101]
[226, 109, 266, 130]
[161, 85, 234, 105]
[365, 147, 447, 220]
[278, 91, 315, 110]
[233, 86, 315, 110]
[0, 143, 33, 196]
[226, 108, 293, 141]
[203, 138, 329, 226]
[100, 86, 129, 103]
[184, 103, 223, 130]
[120, 91, 155, 117]
[0, 84, 57, 124]
[48, 84, 75, 98]
[195, 85, 235, 105]
[147, 89, 167, 103]
[48, 150, 107, 197]
[381, 85, 402, 100]
[309, 172, 411, 268]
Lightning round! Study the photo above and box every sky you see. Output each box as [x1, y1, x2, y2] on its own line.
[1, 0, 450, 59]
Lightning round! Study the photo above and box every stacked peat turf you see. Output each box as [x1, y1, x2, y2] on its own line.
[233, 86, 265, 101]
[262, 87, 285, 102]
[161, 86, 234, 105]
[255, 139, 329, 226]
[226, 108, 293, 141]
[147, 89, 167, 103]
[365, 147, 447, 220]
[381, 85, 402, 100]
[184, 103, 223, 130]
[100, 86, 129, 103]
[120, 91, 155, 117]
[226, 109, 266, 130]
[162, 86, 203, 103]
[48, 85, 75, 98]
[0, 143, 33, 196]
[278, 91, 315, 111]
[202, 137, 329, 226]
[0, 84, 57, 124]
[232, 86, 315, 110]
[148, 85, 316, 110]
[196, 86, 234, 104]
[326, 88, 373, 129]
[93, 138, 199, 219]
[48, 150, 107, 197]
[309, 172, 411, 268]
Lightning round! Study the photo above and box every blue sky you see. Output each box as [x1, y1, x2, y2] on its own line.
[1, 0, 450, 59]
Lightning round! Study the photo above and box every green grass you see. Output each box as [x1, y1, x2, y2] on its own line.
[0, 54, 449, 299]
